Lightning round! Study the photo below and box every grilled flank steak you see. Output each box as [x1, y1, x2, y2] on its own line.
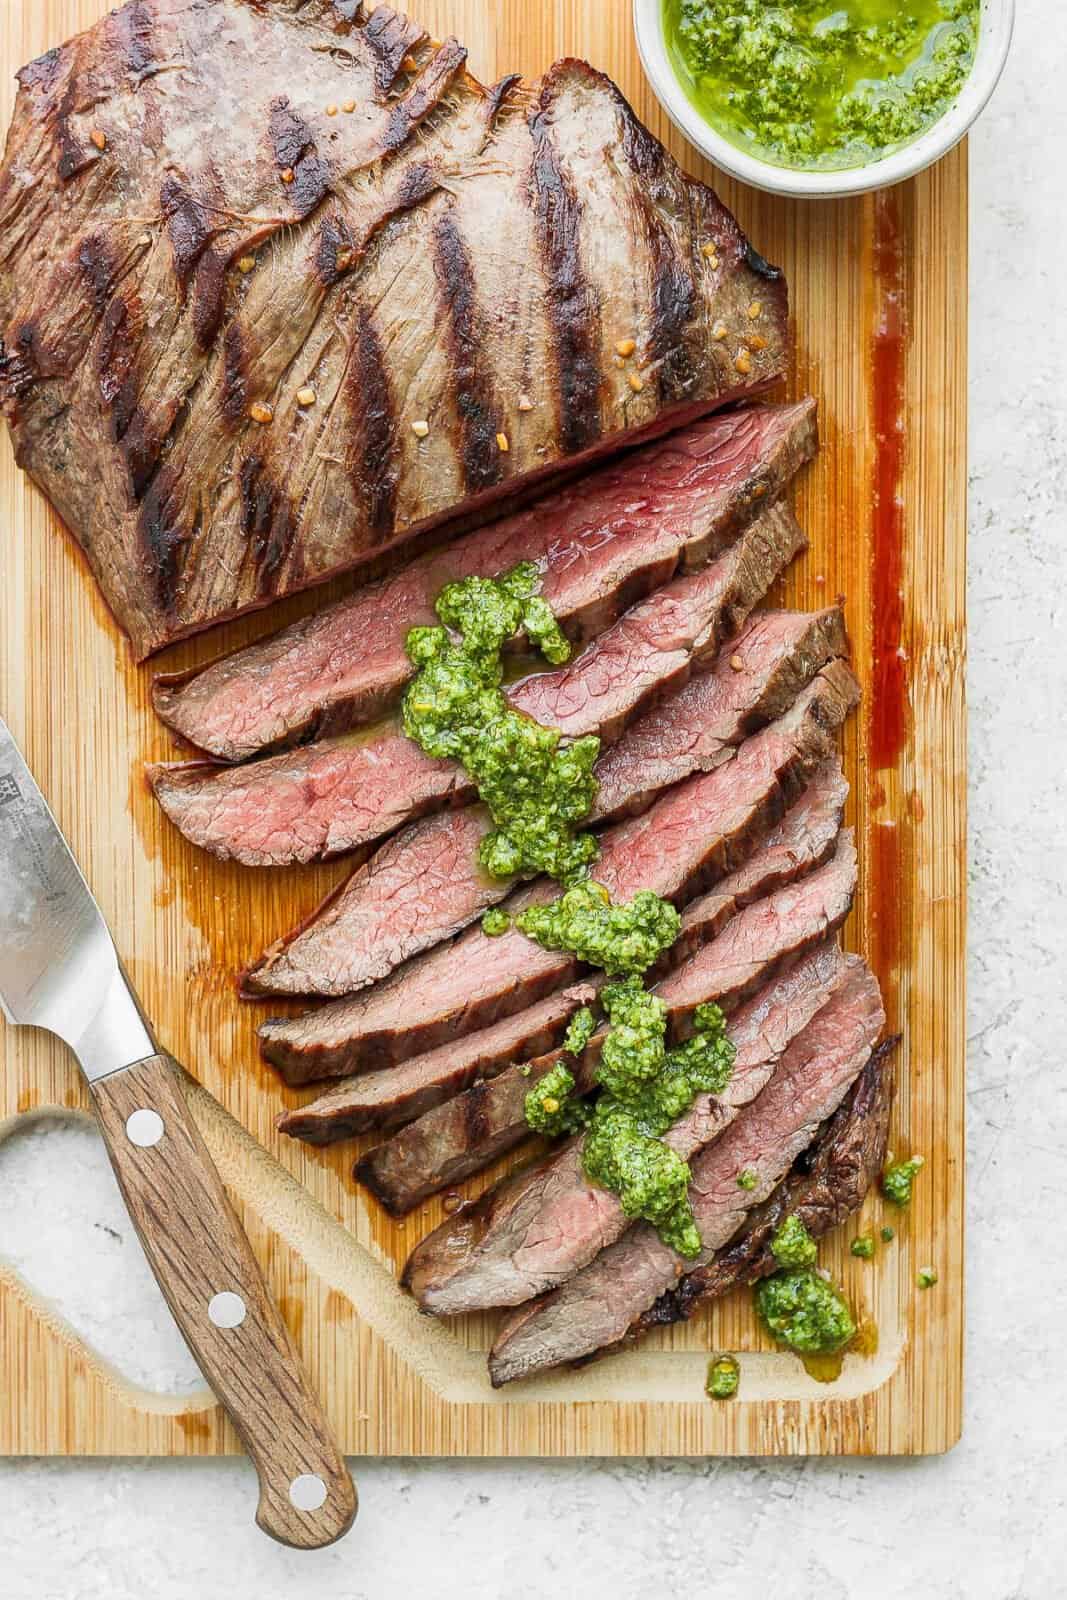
[0, 0, 790, 658]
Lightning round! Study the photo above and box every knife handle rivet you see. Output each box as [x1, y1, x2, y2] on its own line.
[125, 1108, 165, 1147]
[208, 1290, 247, 1329]
[289, 1474, 328, 1512]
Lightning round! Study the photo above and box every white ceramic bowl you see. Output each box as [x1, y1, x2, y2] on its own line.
[633, 0, 1015, 198]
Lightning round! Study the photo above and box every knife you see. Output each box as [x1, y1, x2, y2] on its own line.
[0, 716, 356, 1548]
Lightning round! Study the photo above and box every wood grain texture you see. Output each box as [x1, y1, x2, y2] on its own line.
[90, 1054, 357, 1545]
[0, 0, 966, 1457]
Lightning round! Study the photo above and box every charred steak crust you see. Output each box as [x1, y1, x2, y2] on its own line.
[0, 2, 789, 659]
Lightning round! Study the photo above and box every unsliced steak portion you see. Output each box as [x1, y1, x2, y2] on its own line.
[155, 402, 817, 759]
[246, 607, 846, 998]
[487, 957, 884, 1385]
[357, 941, 852, 1219]
[150, 501, 804, 866]
[280, 789, 847, 1145]
[633, 1034, 897, 1337]
[0, 0, 791, 660]
[402, 834, 856, 1315]
[259, 662, 859, 1082]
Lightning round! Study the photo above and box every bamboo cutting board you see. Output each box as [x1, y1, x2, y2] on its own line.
[0, 0, 965, 1456]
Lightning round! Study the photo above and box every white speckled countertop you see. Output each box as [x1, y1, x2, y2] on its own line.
[3, 6, 1065, 1595]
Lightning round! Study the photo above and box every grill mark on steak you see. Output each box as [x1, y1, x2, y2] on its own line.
[117, 0, 158, 82]
[221, 319, 249, 429]
[529, 87, 602, 456]
[239, 454, 297, 593]
[56, 63, 91, 183]
[244, 604, 845, 1002]
[346, 305, 398, 543]
[159, 173, 231, 352]
[402, 837, 857, 1315]
[382, 40, 469, 156]
[268, 97, 332, 219]
[618, 102, 698, 405]
[255, 661, 859, 1082]
[362, 940, 851, 1218]
[161, 175, 217, 289]
[153, 401, 817, 761]
[77, 235, 120, 321]
[433, 209, 505, 495]
[487, 958, 884, 1385]
[361, 6, 428, 97]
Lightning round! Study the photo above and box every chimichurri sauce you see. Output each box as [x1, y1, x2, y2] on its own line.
[403, 563, 598, 886]
[663, 0, 980, 173]
[757, 1217, 857, 1355]
[403, 567, 737, 1254]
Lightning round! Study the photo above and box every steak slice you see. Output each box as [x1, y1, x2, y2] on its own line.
[149, 501, 805, 866]
[357, 942, 852, 1221]
[245, 606, 846, 998]
[402, 834, 856, 1315]
[279, 782, 847, 1145]
[633, 1034, 897, 1337]
[276, 984, 599, 1144]
[1, 0, 791, 661]
[155, 402, 817, 760]
[487, 957, 885, 1385]
[259, 661, 860, 1083]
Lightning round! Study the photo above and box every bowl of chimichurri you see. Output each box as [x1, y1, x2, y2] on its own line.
[634, 0, 1014, 196]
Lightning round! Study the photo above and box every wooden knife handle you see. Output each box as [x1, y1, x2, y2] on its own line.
[90, 1052, 357, 1549]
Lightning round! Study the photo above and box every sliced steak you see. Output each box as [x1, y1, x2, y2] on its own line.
[357, 942, 852, 1220]
[487, 957, 885, 1385]
[259, 661, 859, 1082]
[590, 606, 848, 824]
[636, 1034, 897, 1336]
[245, 607, 846, 998]
[281, 794, 848, 1147]
[402, 834, 856, 1315]
[153, 401, 815, 759]
[150, 501, 804, 866]
[276, 984, 599, 1144]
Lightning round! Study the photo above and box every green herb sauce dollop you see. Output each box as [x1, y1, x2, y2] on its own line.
[756, 1269, 857, 1354]
[758, 1216, 857, 1355]
[403, 562, 599, 886]
[771, 1214, 819, 1269]
[882, 1153, 925, 1207]
[706, 1354, 740, 1400]
[663, 0, 980, 173]
[403, 566, 737, 1256]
